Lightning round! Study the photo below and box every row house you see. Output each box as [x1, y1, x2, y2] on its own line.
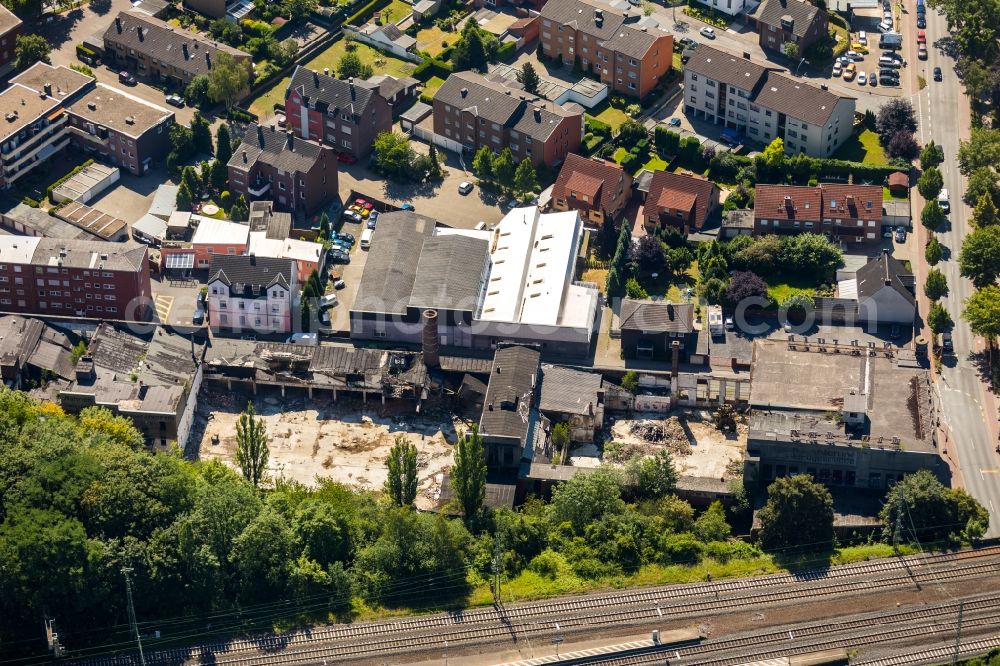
[550, 152, 633, 226]
[103, 10, 253, 88]
[228, 124, 339, 216]
[0, 63, 174, 185]
[539, 0, 672, 99]
[0, 236, 151, 320]
[753, 183, 884, 245]
[207, 254, 297, 335]
[284, 66, 393, 161]
[432, 71, 583, 168]
[683, 45, 855, 157]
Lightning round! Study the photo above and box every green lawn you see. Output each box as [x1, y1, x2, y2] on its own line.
[767, 278, 816, 305]
[643, 154, 668, 172]
[248, 40, 417, 117]
[832, 128, 887, 165]
[612, 146, 628, 163]
[415, 24, 453, 57]
[423, 75, 446, 99]
[588, 102, 630, 132]
[377, 0, 412, 24]
[883, 185, 908, 200]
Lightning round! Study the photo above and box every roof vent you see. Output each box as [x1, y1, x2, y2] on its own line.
[87, 101, 97, 111]
[125, 116, 135, 125]
[100, 253, 108, 261]
[43, 83, 52, 96]
[324, 67, 329, 76]
[820, 83, 828, 90]
[138, 27, 144, 41]
[743, 51, 751, 59]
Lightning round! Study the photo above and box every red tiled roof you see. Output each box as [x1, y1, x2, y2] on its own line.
[819, 183, 883, 223]
[644, 171, 718, 230]
[656, 188, 697, 212]
[887, 171, 909, 188]
[752, 184, 822, 222]
[552, 153, 632, 216]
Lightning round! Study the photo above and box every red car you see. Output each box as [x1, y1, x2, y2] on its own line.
[337, 152, 357, 165]
[917, 30, 926, 43]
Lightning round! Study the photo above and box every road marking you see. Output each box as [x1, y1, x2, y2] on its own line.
[981, 469, 1000, 475]
[154, 294, 174, 323]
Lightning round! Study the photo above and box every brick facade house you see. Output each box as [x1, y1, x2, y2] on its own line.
[433, 71, 583, 168]
[750, 0, 829, 60]
[539, 0, 673, 99]
[284, 66, 393, 161]
[0, 5, 22, 75]
[228, 124, 339, 216]
[550, 153, 633, 226]
[0, 237, 151, 320]
[643, 171, 720, 235]
[753, 183, 884, 245]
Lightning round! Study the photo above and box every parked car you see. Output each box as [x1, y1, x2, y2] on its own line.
[858, 72, 867, 85]
[699, 26, 716, 39]
[881, 50, 902, 60]
[858, 30, 867, 46]
[334, 231, 355, 244]
[678, 36, 698, 48]
[933, 66, 943, 81]
[329, 250, 351, 264]
[342, 209, 361, 223]
[917, 30, 926, 43]
[366, 216, 377, 229]
[843, 63, 857, 80]
[165, 94, 184, 107]
[360, 227, 374, 249]
[878, 56, 901, 68]
[118, 71, 136, 85]
[319, 293, 338, 309]
[918, 46, 928, 60]
[942, 331, 953, 352]
[880, 74, 900, 86]
[895, 226, 906, 242]
[846, 51, 865, 61]
[832, 62, 843, 77]
[458, 181, 474, 195]
[333, 279, 346, 290]
[917, 15, 926, 28]
[937, 188, 950, 212]
[667, 117, 681, 127]
[401, 202, 415, 211]
[870, 72, 878, 86]
[193, 308, 205, 325]
[838, 55, 851, 66]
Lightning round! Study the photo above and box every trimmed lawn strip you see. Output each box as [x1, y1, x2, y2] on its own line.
[832, 128, 887, 165]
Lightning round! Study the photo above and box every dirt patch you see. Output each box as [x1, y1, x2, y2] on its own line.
[194, 395, 464, 510]
[607, 411, 747, 480]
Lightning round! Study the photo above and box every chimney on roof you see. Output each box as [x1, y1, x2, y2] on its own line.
[182, 43, 189, 60]
[533, 106, 541, 120]
[257, 124, 264, 145]
[138, 26, 144, 41]
[115, 16, 122, 32]
[595, 8, 603, 24]
[43, 83, 51, 96]
[313, 70, 319, 86]
[783, 195, 792, 206]
[242, 149, 247, 163]
[743, 51, 751, 59]
[460, 87, 468, 97]
[846, 194, 855, 207]
[506, 89, 511, 95]
[324, 67, 329, 76]
[206, 52, 211, 68]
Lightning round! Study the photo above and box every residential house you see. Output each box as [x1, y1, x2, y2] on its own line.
[433, 71, 583, 167]
[538, 364, 608, 443]
[284, 66, 393, 160]
[102, 11, 253, 88]
[228, 124, 339, 216]
[539, 0, 673, 99]
[0, 5, 22, 75]
[683, 45, 855, 157]
[642, 170, 720, 234]
[753, 183, 883, 245]
[185, 217, 250, 269]
[207, 254, 297, 334]
[550, 152, 633, 226]
[357, 74, 420, 116]
[750, 0, 829, 59]
[0, 236, 152, 320]
[618, 299, 696, 360]
[855, 249, 915, 326]
[698, 0, 752, 16]
[355, 23, 417, 59]
[478, 345, 541, 472]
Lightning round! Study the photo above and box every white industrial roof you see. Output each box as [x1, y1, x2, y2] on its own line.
[132, 213, 167, 239]
[191, 218, 250, 246]
[248, 232, 322, 264]
[149, 184, 179, 219]
[0, 237, 41, 264]
[477, 207, 585, 327]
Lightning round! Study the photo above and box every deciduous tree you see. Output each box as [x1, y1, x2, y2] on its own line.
[924, 269, 948, 301]
[338, 50, 373, 80]
[917, 166, 944, 200]
[725, 270, 769, 306]
[927, 301, 953, 335]
[876, 98, 918, 143]
[921, 199, 945, 231]
[963, 285, 1000, 341]
[694, 501, 732, 542]
[207, 52, 250, 110]
[492, 148, 516, 192]
[235, 402, 269, 488]
[925, 236, 943, 265]
[757, 475, 834, 551]
[513, 158, 538, 197]
[959, 225, 1000, 286]
[384, 436, 418, 507]
[973, 192, 999, 227]
[15, 34, 49, 70]
[452, 426, 486, 520]
[880, 470, 989, 544]
[472, 146, 494, 182]
[919, 140, 944, 170]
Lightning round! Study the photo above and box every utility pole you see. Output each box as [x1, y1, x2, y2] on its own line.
[123, 567, 147, 666]
[952, 601, 964, 665]
[491, 533, 503, 606]
[892, 497, 904, 554]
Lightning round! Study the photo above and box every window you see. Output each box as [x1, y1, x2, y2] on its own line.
[706, 92, 715, 99]
[689, 95, 697, 103]
[342, 139, 351, 148]
[706, 80, 716, 87]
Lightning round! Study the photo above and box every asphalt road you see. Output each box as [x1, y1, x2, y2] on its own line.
[913, 6, 1000, 537]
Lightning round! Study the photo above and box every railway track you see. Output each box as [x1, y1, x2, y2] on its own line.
[588, 594, 1000, 665]
[68, 547, 1000, 666]
[854, 634, 1000, 666]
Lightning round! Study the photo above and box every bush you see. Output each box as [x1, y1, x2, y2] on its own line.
[497, 41, 516, 62]
[344, 0, 391, 26]
[22, 196, 39, 208]
[75, 43, 99, 63]
[226, 107, 257, 123]
[586, 116, 612, 138]
[412, 57, 453, 82]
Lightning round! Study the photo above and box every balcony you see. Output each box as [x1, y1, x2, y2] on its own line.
[3, 125, 71, 174]
[2, 114, 68, 158]
[247, 178, 271, 197]
[69, 126, 110, 146]
[4, 135, 71, 185]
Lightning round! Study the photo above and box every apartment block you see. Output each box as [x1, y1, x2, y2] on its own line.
[103, 10, 252, 88]
[432, 71, 583, 168]
[227, 124, 339, 216]
[284, 66, 393, 160]
[683, 45, 854, 157]
[539, 0, 673, 99]
[0, 5, 22, 75]
[753, 183, 884, 245]
[207, 254, 297, 335]
[0, 237, 152, 320]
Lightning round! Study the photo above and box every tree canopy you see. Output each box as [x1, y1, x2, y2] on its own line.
[452, 427, 486, 520]
[880, 470, 988, 544]
[963, 285, 1000, 340]
[959, 225, 1000, 287]
[207, 52, 251, 110]
[757, 475, 835, 551]
[15, 34, 49, 71]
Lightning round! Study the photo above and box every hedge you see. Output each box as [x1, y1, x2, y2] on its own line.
[47, 159, 95, 203]
[497, 41, 517, 62]
[655, 126, 680, 155]
[345, 0, 392, 27]
[413, 57, 453, 82]
[22, 196, 40, 208]
[585, 116, 612, 138]
[226, 107, 257, 123]
[75, 44, 98, 62]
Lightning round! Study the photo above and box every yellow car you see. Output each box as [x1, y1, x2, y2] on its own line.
[843, 63, 857, 81]
[359, 207, 371, 218]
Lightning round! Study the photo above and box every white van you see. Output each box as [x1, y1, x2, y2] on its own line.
[938, 188, 950, 213]
[360, 227, 374, 250]
[858, 30, 867, 46]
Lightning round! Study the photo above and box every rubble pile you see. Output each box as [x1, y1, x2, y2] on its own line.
[628, 417, 692, 456]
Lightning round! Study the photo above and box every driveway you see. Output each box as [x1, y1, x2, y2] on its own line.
[338, 140, 505, 230]
[39, 0, 198, 126]
[324, 218, 367, 335]
[88, 166, 172, 226]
